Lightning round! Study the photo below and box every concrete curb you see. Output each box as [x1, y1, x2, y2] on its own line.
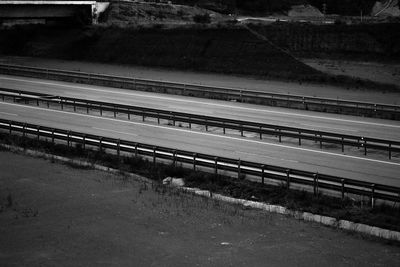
[2, 144, 400, 242]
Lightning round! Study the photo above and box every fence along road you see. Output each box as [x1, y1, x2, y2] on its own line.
[1, 118, 399, 207]
[1, 87, 400, 159]
[0, 63, 399, 120]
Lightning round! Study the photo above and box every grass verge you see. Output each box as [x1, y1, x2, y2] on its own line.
[1, 132, 399, 232]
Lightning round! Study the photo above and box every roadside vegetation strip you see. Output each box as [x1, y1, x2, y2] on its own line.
[1, 138, 400, 241]
[0, 118, 399, 206]
[1, 64, 400, 120]
[1, 87, 400, 159]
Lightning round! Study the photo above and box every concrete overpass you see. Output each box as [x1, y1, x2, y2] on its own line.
[0, 1, 109, 25]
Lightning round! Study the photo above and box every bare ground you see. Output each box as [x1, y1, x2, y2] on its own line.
[303, 58, 400, 87]
[1, 56, 400, 105]
[0, 151, 399, 266]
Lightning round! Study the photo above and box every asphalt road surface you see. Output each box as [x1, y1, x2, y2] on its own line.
[1, 75, 400, 141]
[1, 101, 400, 187]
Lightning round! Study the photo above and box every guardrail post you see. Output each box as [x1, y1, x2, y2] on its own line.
[60, 98, 64, 110]
[214, 157, 218, 175]
[50, 129, 55, 145]
[23, 123, 27, 137]
[67, 131, 71, 147]
[36, 99, 39, 106]
[114, 106, 116, 118]
[341, 137, 344, 152]
[278, 129, 282, 143]
[73, 101, 76, 112]
[193, 153, 197, 171]
[205, 120, 208, 131]
[286, 169, 291, 189]
[189, 120, 191, 129]
[100, 105, 102, 116]
[9, 121, 12, 135]
[240, 125, 244, 137]
[82, 134, 86, 150]
[142, 114, 145, 122]
[173, 150, 177, 166]
[320, 135, 323, 149]
[261, 165, 265, 185]
[371, 184, 375, 208]
[134, 143, 138, 158]
[157, 113, 160, 124]
[37, 126, 40, 141]
[98, 137, 103, 151]
[237, 159, 241, 179]
[298, 131, 301, 146]
[128, 109, 131, 120]
[341, 179, 345, 201]
[313, 173, 319, 196]
[117, 139, 121, 157]
[389, 143, 392, 159]
[259, 127, 262, 139]
[363, 138, 367, 155]
[223, 123, 225, 134]
[153, 146, 156, 165]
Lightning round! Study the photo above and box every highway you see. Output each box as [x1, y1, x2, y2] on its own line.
[1, 75, 400, 141]
[1, 100, 400, 187]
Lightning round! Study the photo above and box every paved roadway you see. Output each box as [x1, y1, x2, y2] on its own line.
[1, 75, 400, 140]
[1, 100, 400, 187]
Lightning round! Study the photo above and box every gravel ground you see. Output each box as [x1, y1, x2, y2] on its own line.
[0, 150, 399, 266]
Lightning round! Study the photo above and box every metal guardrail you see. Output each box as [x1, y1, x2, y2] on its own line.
[1, 63, 399, 120]
[1, 87, 400, 159]
[0, 118, 399, 206]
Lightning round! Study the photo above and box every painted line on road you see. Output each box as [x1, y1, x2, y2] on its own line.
[1, 101, 400, 167]
[236, 150, 299, 163]
[299, 123, 359, 132]
[92, 127, 138, 137]
[0, 111, 18, 116]
[2, 76, 400, 129]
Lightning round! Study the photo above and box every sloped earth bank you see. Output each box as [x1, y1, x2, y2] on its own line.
[302, 58, 400, 86]
[0, 25, 319, 80]
[0, 151, 400, 266]
[101, 1, 227, 27]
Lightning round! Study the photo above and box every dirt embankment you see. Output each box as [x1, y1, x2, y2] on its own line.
[0, 25, 319, 79]
[250, 23, 400, 61]
[100, 1, 227, 27]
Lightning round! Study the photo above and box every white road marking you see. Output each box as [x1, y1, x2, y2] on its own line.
[299, 123, 359, 132]
[236, 151, 300, 163]
[0, 111, 18, 116]
[2, 76, 400, 129]
[91, 127, 138, 136]
[1, 101, 400, 167]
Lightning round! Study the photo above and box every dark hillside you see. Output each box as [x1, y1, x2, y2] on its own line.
[251, 23, 400, 60]
[174, 0, 379, 15]
[0, 25, 320, 79]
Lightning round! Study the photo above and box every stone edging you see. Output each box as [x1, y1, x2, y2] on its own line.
[1, 143, 400, 242]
